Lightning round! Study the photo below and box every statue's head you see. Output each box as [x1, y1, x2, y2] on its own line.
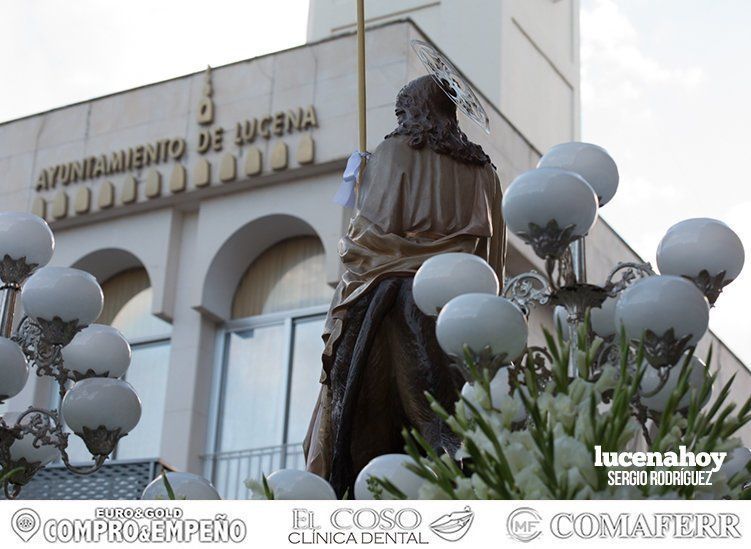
[394, 75, 456, 127]
[387, 75, 490, 166]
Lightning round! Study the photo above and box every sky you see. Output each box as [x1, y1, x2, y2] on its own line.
[580, 0, 751, 364]
[0, 0, 748, 363]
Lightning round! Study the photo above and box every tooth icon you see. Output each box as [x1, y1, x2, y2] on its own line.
[12, 509, 41, 542]
[430, 506, 475, 542]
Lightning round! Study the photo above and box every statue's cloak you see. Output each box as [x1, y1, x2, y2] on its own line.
[304, 134, 505, 493]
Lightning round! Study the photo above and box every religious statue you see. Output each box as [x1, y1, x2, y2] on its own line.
[304, 75, 506, 497]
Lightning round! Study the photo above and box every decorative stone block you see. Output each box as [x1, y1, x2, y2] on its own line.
[297, 133, 315, 165]
[121, 176, 138, 204]
[74, 187, 91, 214]
[194, 158, 211, 187]
[271, 141, 288, 171]
[145, 170, 162, 198]
[169, 164, 187, 193]
[219, 154, 237, 183]
[98, 181, 115, 209]
[31, 196, 46, 219]
[244, 147, 262, 176]
[51, 191, 68, 219]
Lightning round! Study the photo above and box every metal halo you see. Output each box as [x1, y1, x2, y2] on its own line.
[410, 40, 491, 134]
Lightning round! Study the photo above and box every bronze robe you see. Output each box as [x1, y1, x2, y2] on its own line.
[305, 135, 505, 494]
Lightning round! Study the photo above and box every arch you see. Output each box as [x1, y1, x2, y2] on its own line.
[198, 214, 329, 321]
[71, 247, 146, 285]
[69, 246, 172, 327]
[62, 251, 172, 462]
[231, 235, 333, 318]
[69, 248, 174, 332]
[48, 209, 177, 322]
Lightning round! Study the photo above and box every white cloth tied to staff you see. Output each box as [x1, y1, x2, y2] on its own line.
[333, 151, 371, 208]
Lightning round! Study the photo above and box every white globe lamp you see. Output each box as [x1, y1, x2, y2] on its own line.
[21, 267, 103, 326]
[62, 324, 131, 379]
[614, 275, 709, 366]
[62, 378, 141, 451]
[141, 472, 221, 500]
[538, 142, 619, 206]
[436, 294, 528, 359]
[590, 295, 619, 339]
[502, 168, 598, 259]
[640, 354, 709, 413]
[355, 454, 423, 500]
[461, 367, 527, 424]
[413, 253, 498, 316]
[657, 218, 745, 304]
[0, 337, 29, 401]
[264, 469, 337, 500]
[0, 212, 55, 281]
[721, 447, 751, 481]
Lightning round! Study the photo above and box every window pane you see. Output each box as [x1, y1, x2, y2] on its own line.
[116, 341, 171, 459]
[99, 269, 150, 326]
[218, 324, 287, 452]
[111, 288, 171, 340]
[286, 316, 326, 446]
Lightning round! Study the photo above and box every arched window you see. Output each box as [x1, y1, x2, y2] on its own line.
[231, 236, 333, 318]
[64, 268, 171, 463]
[210, 236, 333, 498]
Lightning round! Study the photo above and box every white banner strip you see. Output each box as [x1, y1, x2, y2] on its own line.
[0, 499, 749, 548]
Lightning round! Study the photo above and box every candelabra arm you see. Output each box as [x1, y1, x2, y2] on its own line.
[502, 271, 551, 316]
[0, 408, 62, 499]
[15, 407, 65, 448]
[12, 316, 81, 398]
[60, 452, 108, 476]
[508, 346, 553, 393]
[1, 408, 116, 496]
[605, 261, 656, 296]
[3, 479, 21, 499]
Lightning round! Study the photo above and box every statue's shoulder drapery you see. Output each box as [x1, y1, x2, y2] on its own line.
[329, 135, 505, 326]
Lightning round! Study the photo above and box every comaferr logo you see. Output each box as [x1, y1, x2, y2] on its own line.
[507, 507, 542, 542]
[550, 513, 741, 539]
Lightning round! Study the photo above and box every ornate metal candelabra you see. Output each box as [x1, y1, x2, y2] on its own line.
[503, 242, 655, 372]
[0, 212, 141, 499]
[414, 142, 745, 430]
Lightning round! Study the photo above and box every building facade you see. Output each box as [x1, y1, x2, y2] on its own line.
[0, 19, 747, 499]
